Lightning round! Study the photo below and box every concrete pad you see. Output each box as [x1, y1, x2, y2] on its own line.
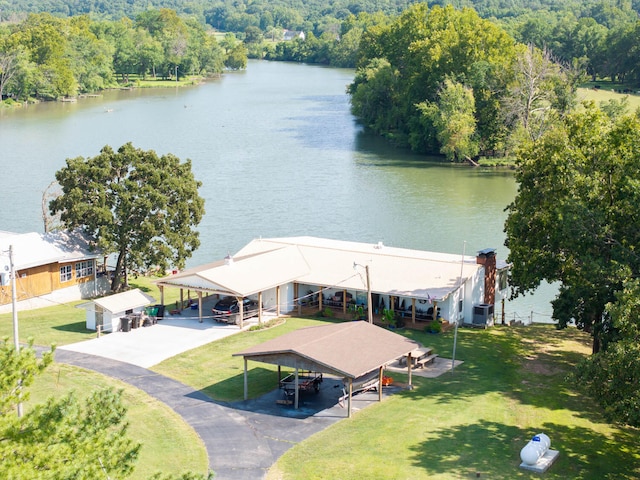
[520, 449, 560, 473]
[59, 316, 245, 368]
[386, 356, 463, 378]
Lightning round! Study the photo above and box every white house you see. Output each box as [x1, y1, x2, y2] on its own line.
[154, 237, 509, 328]
[80, 288, 156, 333]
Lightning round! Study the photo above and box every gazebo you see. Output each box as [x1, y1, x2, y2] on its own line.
[233, 321, 421, 417]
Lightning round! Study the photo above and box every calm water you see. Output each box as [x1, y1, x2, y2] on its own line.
[0, 60, 554, 320]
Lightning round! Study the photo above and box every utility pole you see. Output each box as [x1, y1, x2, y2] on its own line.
[9, 245, 23, 417]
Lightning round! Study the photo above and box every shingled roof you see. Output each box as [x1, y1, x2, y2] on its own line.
[234, 321, 419, 379]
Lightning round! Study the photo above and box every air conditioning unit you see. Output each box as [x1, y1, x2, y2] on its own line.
[473, 304, 494, 326]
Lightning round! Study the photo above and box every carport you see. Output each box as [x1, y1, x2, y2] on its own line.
[233, 321, 420, 417]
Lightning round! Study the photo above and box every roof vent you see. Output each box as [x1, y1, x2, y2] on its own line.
[224, 253, 234, 266]
[374, 241, 384, 249]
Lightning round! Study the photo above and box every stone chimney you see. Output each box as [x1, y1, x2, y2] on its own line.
[476, 248, 497, 305]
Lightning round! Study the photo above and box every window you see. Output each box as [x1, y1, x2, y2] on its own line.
[60, 265, 72, 283]
[75, 260, 94, 279]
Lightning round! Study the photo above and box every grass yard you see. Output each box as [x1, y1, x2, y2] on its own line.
[26, 362, 209, 479]
[152, 316, 333, 402]
[260, 323, 638, 480]
[577, 85, 640, 112]
[0, 275, 185, 347]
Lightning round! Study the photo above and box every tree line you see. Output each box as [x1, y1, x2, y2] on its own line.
[0, 9, 248, 101]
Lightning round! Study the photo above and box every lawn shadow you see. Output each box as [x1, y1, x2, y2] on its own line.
[408, 419, 640, 479]
[52, 321, 92, 334]
[397, 325, 605, 421]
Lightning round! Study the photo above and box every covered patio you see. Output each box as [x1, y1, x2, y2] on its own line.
[233, 321, 421, 417]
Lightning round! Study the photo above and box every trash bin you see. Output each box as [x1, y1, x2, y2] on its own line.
[153, 304, 165, 319]
[131, 316, 140, 329]
[120, 317, 131, 332]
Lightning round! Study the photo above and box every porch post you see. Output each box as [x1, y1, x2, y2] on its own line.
[180, 289, 184, 311]
[408, 353, 413, 388]
[294, 368, 299, 409]
[198, 291, 203, 323]
[276, 286, 281, 316]
[412, 298, 416, 324]
[159, 285, 164, 308]
[378, 366, 383, 402]
[348, 379, 353, 417]
[238, 296, 244, 329]
[243, 358, 248, 400]
[295, 283, 301, 315]
[343, 289, 347, 316]
[318, 287, 323, 312]
[258, 291, 263, 325]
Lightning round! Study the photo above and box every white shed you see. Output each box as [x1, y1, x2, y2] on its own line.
[81, 289, 156, 332]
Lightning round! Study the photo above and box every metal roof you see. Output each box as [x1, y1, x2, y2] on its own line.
[155, 237, 481, 301]
[234, 321, 419, 379]
[80, 288, 156, 314]
[0, 230, 100, 271]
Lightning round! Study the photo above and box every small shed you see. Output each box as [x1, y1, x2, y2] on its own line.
[234, 321, 420, 417]
[80, 289, 156, 333]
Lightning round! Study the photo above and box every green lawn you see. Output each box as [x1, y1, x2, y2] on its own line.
[26, 362, 209, 479]
[578, 85, 640, 112]
[5, 286, 640, 479]
[263, 325, 640, 479]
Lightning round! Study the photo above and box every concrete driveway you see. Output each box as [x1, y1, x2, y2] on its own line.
[59, 302, 267, 368]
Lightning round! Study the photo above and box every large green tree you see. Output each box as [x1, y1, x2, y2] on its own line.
[504, 104, 640, 354]
[574, 279, 640, 426]
[50, 143, 205, 292]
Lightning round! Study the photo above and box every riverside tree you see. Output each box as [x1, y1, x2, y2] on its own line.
[50, 142, 205, 292]
[504, 104, 640, 355]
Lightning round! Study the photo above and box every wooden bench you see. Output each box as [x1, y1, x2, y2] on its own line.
[415, 354, 438, 368]
[400, 347, 433, 367]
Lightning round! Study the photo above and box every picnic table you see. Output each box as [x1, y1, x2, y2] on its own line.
[399, 347, 438, 368]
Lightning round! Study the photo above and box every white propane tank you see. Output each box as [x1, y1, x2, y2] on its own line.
[520, 433, 551, 465]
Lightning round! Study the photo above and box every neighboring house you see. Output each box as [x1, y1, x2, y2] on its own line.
[283, 29, 305, 41]
[0, 230, 107, 313]
[155, 237, 509, 327]
[79, 288, 156, 333]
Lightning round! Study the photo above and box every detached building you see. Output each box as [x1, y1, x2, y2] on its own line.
[0, 230, 107, 313]
[155, 237, 509, 327]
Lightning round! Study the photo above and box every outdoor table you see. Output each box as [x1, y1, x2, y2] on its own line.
[399, 347, 433, 367]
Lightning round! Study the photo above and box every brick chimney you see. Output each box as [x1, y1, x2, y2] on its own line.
[476, 249, 497, 305]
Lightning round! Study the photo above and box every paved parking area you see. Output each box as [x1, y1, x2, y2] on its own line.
[59, 300, 268, 368]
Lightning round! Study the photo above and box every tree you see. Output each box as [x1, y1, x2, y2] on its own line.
[0, 339, 214, 479]
[416, 78, 479, 162]
[504, 104, 640, 354]
[574, 279, 640, 426]
[50, 143, 205, 292]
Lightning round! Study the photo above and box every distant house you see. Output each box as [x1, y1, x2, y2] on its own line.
[80, 288, 156, 333]
[283, 30, 305, 41]
[0, 230, 107, 313]
[155, 237, 509, 328]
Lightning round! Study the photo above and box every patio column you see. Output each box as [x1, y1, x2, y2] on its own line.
[258, 291, 263, 325]
[159, 285, 164, 307]
[348, 379, 353, 418]
[180, 289, 184, 311]
[412, 298, 416, 324]
[408, 354, 413, 388]
[342, 289, 347, 316]
[276, 286, 281, 316]
[294, 368, 299, 409]
[378, 366, 383, 402]
[319, 287, 323, 312]
[197, 291, 203, 323]
[295, 283, 301, 315]
[238, 296, 244, 329]
[243, 358, 248, 400]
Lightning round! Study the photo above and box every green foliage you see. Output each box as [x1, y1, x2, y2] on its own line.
[426, 320, 442, 333]
[574, 279, 640, 426]
[349, 4, 519, 157]
[50, 143, 205, 292]
[505, 103, 640, 355]
[0, 339, 139, 479]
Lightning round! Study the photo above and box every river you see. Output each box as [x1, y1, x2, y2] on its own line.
[0, 60, 554, 321]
